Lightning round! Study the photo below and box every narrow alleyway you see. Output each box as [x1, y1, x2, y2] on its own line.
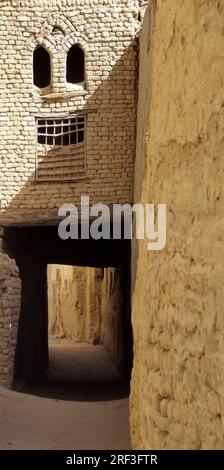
[0, 339, 130, 450]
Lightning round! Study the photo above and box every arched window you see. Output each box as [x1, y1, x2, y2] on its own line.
[33, 46, 51, 88]
[66, 45, 85, 85]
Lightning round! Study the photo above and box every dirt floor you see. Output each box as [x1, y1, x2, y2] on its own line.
[0, 339, 131, 450]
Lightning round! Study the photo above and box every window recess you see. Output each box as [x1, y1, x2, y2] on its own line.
[36, 116, 87, 182]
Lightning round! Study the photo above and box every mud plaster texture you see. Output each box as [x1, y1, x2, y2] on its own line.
[130, 0, 224, 450]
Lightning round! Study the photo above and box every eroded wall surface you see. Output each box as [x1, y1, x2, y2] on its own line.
[131, 0, 224, 450]
[48, 265, 103, 344]
[101, 266, 131, 377]
[0, 238, 21, 388]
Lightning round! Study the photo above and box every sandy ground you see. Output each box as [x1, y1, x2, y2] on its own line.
[0, 340, 131, 450]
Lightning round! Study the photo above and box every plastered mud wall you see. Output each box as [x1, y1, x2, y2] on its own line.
[48, 265, 103, 344]
[101, 266, 132, 377]
[130, 0, 224, 450]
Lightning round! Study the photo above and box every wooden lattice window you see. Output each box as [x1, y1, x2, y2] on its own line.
[36, 116, 87, 182]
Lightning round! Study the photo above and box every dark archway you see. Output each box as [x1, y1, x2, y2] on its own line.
[4, 226, 132, 386]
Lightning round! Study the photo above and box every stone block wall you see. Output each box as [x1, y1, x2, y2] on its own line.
[0, 0, 142, 218]
[130, 0, 224, 450]
[0, 234, 21, 388]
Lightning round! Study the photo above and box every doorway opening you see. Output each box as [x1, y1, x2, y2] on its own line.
[4, 226, 132, 401]
[44, 263, 132, 401]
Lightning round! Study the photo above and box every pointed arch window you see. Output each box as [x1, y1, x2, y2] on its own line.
[33, 46, 51, 89]
[66, 45, 85, 85]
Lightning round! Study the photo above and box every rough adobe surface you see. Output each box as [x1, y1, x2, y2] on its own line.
[2, 0, 224, 451]
[130, 0, 224, 449]
[48, 265, 103, 344]
[0, 250, 21, 388]
[0, 0, 141, 217]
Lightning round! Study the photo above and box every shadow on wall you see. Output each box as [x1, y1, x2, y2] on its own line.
[0, 43, 139, 225]
[131, 2, 153, 289]
[4, 225, 132, 383]
[0, 9, 150, 387]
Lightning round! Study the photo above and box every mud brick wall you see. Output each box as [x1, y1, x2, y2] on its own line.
[0, 0, 143, 218]
[0, 247, 21, 388]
